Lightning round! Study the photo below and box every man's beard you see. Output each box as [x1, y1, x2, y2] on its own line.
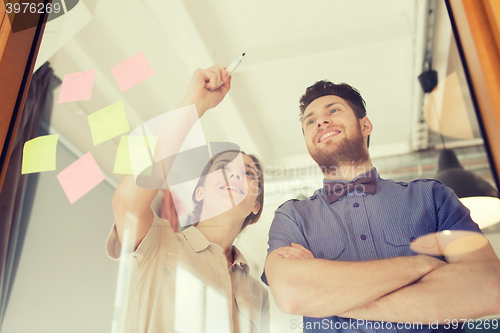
[309, 128, 369, 173]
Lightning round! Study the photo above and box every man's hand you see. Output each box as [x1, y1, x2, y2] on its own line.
[278, 243, 315, 259]
[182, 65, 232, 117]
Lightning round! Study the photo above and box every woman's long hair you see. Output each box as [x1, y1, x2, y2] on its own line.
[190, 150, 264, 231]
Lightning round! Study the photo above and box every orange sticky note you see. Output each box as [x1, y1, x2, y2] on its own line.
[57, 70, 96, 103]
[22, 134, 59, 174]
[57, 152, 105, 204]
[111, 51, 155, 93]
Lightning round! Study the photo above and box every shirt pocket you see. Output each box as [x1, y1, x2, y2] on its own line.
[161, 252, 184, 287]
[383, 226, 434, 258]
[309, 238, 346, 260]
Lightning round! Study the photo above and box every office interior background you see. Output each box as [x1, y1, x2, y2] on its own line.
[1, 0, 500, 332]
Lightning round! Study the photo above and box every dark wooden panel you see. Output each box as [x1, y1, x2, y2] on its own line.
[448, 0, 500, 188]
[0, 0, 48, 189]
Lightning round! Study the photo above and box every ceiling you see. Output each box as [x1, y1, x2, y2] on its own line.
[36, 0, 432, 182]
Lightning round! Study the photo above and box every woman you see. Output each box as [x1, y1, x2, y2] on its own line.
[107, 66, 269, 333]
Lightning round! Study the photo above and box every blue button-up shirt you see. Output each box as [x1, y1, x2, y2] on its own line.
[263, 168, 482, 332]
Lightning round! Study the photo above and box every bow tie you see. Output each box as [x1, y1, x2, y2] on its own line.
[324, 172, 377, 203]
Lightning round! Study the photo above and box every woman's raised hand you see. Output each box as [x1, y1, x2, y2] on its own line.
[112, 65, 231, 250]
[182, 65, 232, 117]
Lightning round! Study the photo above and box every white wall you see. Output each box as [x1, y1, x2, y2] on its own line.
[2, 143, 118, 333]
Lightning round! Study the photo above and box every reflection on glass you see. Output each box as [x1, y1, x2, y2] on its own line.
[205, 286, 231, 333]
[174, 266, 205, 333]
[460, 197, 500, 229]
[112, 212, 138, 333]
[410, 230, 489, 256]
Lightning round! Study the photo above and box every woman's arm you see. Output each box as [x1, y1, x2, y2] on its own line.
[112, 66, 232, 250]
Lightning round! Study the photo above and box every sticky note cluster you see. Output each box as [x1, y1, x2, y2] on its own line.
[37, 51, 157, 204]
[57, 51, 155, 103]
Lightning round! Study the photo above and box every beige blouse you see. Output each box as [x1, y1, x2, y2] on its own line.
[106, 211, 270, 333]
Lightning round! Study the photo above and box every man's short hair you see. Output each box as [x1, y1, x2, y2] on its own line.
[299, 80, 370, 147]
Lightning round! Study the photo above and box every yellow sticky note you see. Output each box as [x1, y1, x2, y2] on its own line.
[88, 101, 130, 145]
[113, 135, 158, 175]
[22, 134, 59, 174]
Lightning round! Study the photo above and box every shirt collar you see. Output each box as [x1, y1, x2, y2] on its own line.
[181, 226, 250, 273]
[231, 246, 250, 274]
[182, 226, 211, 253]
[323, 167, 379, 185]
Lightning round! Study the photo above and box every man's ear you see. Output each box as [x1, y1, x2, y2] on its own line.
[360, 117, 373, 137]
[252, 200, 261, 215]
[195, 186, 204, 202]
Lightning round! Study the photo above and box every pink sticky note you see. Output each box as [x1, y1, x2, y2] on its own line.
[111, 51, 155, 93]
[57, 152, 105, 204]
[57, 70, 96, 104]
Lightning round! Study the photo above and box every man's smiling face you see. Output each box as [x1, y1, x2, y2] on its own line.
[302, 95, 372, 170]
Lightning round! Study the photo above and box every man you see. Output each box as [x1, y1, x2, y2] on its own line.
[262, 81, 500, 332]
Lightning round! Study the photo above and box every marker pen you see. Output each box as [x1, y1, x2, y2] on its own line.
[226, 53, 245, 77]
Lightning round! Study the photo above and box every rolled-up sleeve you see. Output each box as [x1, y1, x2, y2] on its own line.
[105, 209, 174, 270]
[434, 182, 482, 233]
[262, 200, 308, 285]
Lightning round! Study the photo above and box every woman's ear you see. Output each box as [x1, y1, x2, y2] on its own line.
[195, 186, 204, 202]
[252, 200, 261, 215]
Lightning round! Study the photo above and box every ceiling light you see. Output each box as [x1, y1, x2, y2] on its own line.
[418, 69, 438, 93]
[434, 149, 500, 229]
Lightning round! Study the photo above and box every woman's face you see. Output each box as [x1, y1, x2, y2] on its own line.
[195, 152, 261, 223]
